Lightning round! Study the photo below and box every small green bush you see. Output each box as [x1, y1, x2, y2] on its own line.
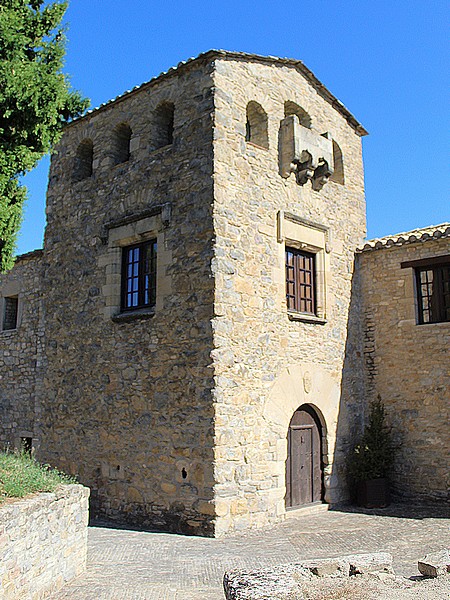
[0, 451, 76, 503]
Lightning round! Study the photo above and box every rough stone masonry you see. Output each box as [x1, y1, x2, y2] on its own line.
[0, 50, 448, 536]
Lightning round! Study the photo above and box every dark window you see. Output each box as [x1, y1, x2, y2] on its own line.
[286, 248, 316, 315]
[415, 264, 450, 324]
[245, 101, 269, 149]
[3, 296, 18, 330]
[153, 102, 174, 150]
[73, 139, 93, 181]
[112, 123, 132, 165]
[121, 240, 157, 311]
[284, 101, 312, 128]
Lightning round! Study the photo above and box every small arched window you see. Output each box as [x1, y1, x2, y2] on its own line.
[330, 140, 345, 184]
[284, 101, 311, 129]
[73, 139, 93, 182]
[153, 102, 174, 150]
[112, 123, 132, 165]
[245, 101, 269, 149]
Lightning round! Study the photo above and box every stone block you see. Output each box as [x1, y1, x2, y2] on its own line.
[223, 564, 308, 600]
[344, 552, 393, 575]
[302, 557, 350, 578]
[418, 549, 450, 578]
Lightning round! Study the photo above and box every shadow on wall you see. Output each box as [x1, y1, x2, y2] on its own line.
[332, 257, 365, 506]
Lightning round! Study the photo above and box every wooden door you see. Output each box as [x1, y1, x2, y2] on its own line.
[286, 406, 322, 508]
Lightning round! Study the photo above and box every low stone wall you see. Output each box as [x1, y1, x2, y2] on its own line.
[0, 484, 89, 600]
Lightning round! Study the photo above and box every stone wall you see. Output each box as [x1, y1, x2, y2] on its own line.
[38, 55, 217, 534]
[358, 238, 450, 501]
[0, 484, 89, 600]
[0, 251, 43, 452]
[211, 56, 367, 534]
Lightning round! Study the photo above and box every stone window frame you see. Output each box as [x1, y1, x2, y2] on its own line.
[0, 282, 22, 333]
[277, 211, 330, 324]
[99, 205, 172, 322]
[401, 254, 450, 325]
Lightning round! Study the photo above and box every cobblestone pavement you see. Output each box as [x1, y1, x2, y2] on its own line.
[51, 504, 450, 600]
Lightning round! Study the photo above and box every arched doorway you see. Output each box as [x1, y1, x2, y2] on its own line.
[285, 404, 323, 508]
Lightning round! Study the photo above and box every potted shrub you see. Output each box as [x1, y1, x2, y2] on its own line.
[347, 397, 395, 508]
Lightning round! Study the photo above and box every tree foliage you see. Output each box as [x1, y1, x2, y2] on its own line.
[0, 0, 88, 271]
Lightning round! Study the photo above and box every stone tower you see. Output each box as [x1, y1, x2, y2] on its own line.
[0, 51, 368, 536]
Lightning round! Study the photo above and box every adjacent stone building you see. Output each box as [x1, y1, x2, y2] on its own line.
[0, 50, 448, 536]
[358, 225, 450, 503]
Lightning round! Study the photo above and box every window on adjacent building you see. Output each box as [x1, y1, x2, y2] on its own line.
[286, 248, 316, 315]
[245, 101, 269, 149]
[121, 240, 157, 311]
[2, 296, 18, 330]
[415, 263, 450, 324]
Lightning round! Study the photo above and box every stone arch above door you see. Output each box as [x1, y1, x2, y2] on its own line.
[263, 363, 341, 503]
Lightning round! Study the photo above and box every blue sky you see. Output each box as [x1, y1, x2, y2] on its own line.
[18, 0, 449, 254]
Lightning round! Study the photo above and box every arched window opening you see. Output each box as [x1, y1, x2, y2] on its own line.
[245, 101, 269, 149]
[73, 139, 93, 182]
[153, 102, 174, 150]
[330, 140, 345, 184]
[112, 123, 132, 165]
[284, 101, 311, 129]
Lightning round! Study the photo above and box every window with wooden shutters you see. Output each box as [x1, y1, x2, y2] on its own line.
[121, 240, 157, 311]
[286, 248, 316, 315]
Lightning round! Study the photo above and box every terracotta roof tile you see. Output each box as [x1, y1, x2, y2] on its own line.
[358, 223, 450, 252]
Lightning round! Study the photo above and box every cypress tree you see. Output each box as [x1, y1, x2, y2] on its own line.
[0, 0, 88, 271]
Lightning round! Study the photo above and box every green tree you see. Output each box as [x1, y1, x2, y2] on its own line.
[347, 397, 395, 483]
[0, 0, 88, 271]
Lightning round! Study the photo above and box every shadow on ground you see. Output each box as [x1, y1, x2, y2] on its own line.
[330, 501, 449, 521]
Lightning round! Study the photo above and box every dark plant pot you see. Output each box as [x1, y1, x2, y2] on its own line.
[356, 478, 390, 508]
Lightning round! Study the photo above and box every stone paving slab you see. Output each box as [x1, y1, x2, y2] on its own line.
[50, 504, 450, 599]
